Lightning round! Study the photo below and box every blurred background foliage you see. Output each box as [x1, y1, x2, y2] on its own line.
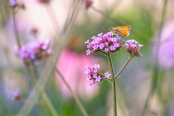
[1, 0, 174, 116]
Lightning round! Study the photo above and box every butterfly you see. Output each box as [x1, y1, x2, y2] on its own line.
[109, 25, 131, 37]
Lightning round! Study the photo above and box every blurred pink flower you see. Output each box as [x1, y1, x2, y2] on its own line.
[84, 0, 93, 12]
[10, 88, 21, 101]
[156, 19, 174, 69]
[18, 38, 52, 65]
[56, 50, 105, 100]
[9, 0, 17, 7]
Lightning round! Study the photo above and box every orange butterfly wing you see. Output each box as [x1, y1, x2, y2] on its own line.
[118, 30, 130, 37]
[116, 25, 131, 31]
[109, 25, 131, 37]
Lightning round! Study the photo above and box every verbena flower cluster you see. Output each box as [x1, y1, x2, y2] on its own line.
[18, 38, 52, 65]
[10, 88, 21, 101]
[125, 39, 143, 57]
[84, 32, 143, 86]
[84, 64, 110, 87]
[85, 32, 125, 55]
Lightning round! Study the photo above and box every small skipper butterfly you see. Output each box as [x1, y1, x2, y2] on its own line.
[109, 25, 131, 37]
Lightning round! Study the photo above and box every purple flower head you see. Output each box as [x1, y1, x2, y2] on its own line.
[110, 45, 116, 51]
[9, 0, 17, 7]
[94, 64, 100, 68]
[105, 42, 109, 46]
[85, 40, 89, 44]
[10, 88, 21, 101]
[9, 0, 25, 9]
[104, 48, 109, 52]
[84, 64, 110, 86]
[104, 71, 110, 78]
[88, 82, 95, 87]
[125, 39, 143, 57]
[86, 49, 91, 55]
[42, 39, 51, 50]
[18, 38, 52, 65]
[95, 76, 101, 82]
[99, 43, 104, 49]
[86, 75, 91, 80]
[93, 45, 98, 50]
[85, 32, 125, 55]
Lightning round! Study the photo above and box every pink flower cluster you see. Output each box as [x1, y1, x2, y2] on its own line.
[84, 64, 110, 87]
[85, 32, 125, 55]
[125, 39, 143, 57]
[18, 38, 52, 65]
[84, 0, 93, 12]
[10, 88, 21, 101]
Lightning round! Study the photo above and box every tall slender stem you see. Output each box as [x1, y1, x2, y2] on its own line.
[46, 5, 60, 36]
[55, 68, 88, 116]
[11, 9, 21, 49]
[33, 65, 59, 116]
[26, 65, 59, 116]
[11, 10, 57, 116]
[103, 56, 132, 81]
[42, 92, 59, 116]
[108, 53, 117, 116]
[114, 56, 132, 79]
[18, 1, 81, 115]
[142, 0, 168, 115]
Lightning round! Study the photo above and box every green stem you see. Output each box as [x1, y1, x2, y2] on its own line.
[142, 0, 168, 115]
[98, 50, 108, 55]
[108, 53, 117, 116]
[27, 65, 59, 116]
[114, 56, 132, 80]
[103, 56, 132, 81]
[46, 5, 60, 36]
[11, 8, 21, 49]
[55, 68, 88, 116]
[42, 92, 59, 116]
[17, 1, 80, 115]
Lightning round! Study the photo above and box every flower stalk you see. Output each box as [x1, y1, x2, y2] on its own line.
[103, 56, 133, 81]
[55, 67, 88, 116]
[114, 56, 133, 79]
[29, 65, 59, 116]
[84, 31, 143, 116]
[11, 7, 21, 49]
[108, 53, 117, 116]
